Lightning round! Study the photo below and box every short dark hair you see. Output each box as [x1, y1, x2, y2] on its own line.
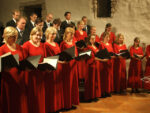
[105, 23, 112, 28]
[16, 16, 27, 23]
[53, 18, 61, 26]
[12, 9, 20, 15]
[35, 18, 43, 25]
[30, 13, 37, 17]
[82, 16, 87, 20]
[64, 11, 71, 17]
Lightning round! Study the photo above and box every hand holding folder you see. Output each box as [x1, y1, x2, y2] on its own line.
[0, 52, 19, 72]
[38, 56, 59, 70]
[95, 48, 111, 59]
[115, 50, 130, 59]
[19, 55, 41, 70]
[75, 50, 92, 60]
[58, 46, 75, 61]
[133, 53, 145, 60]
[75, 40, 86, 49]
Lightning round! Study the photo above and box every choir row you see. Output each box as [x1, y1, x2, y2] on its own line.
[0, 25, 150, 113]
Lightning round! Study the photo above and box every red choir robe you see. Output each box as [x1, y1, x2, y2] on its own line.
[113, 43, 127, 92]
[95, 35, 100, 43]
[75, 30, 87, 41]
[128, 46, 143, 89]
[0, 44, 28, 113]
[99, 42, 114, 94]
[144, 45, 150, 90]
[22, 41, 46, 113]
[75, 30, 88, 79]
[84, 45, 101, 100]
[60, 40, 79, 109]
[99, 32, 116, 44]
[44, 42, 64, 112]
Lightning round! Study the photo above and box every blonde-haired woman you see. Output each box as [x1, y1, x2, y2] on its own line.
[60, 27, 79, 109]
[23, 27, 46, 113]
[128, 37, 144, 93]
[44, 27, 64, 112]
[99, 32, 114, 97]
[75, 21, 88, 80]
[0, 27, 27, 113]
[113, 33, 127, 93]
[75, 20, 87, 41]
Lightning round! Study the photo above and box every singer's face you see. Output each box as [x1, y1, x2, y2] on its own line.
[118, 36, 124, 44]
[7, 36, 17, 45]
[49, 32, 57, 41]
[66, 32, 73, 40]
[32, 32, 41, 43]
[134, 40, 140, 46]
[90, 27, 96, 35]
[90, 36, 95, 44]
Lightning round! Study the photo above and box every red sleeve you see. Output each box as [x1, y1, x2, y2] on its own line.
[44, 43, 54, 57]
[140, 47, 144, 56]
[22, 42, 29, 57]
[86, 46, 95, 64]
[146, 45, 150, 59]
[60, 41, 70, 52]
[84, 31, 87, 38]
[0, 46, 3, 56]
[74, 30, 80, 41]
[95, 35, 100, 42]
[112, 32, 116, 42]
[113, 44, 119, 54]
[99, 33, 103, 42]
[130, 46, 134, 57]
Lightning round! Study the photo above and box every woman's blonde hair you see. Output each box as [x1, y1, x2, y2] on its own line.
[102, 31, 110, 40]
[3, 26, 18, 42]
[63, 27, 75, 40]
[45, 27, 57, 40]
[77, 20, 84, 25]
[115, 33, 124, 44]
[77, 20, 84, 29]
[29, 27, 43, 40]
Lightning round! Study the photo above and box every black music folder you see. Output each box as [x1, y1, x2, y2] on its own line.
[19, 55, 41, 70]
[58, 46, 75, 61]
[94, 42, 100, 48]
[0, 52, 19, 72]
[76, 40, 86, 48]
[38, 55, 59, 70]
[95, 48, 111, 59]
[116, 50, 130, 59]
[133, 53, 145, 60]
[75, 50, 92, 60]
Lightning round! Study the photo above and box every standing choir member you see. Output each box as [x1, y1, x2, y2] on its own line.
[22, 27, 45, 113]
[60, 12, 75, 37]
[0, 27, 28, 113]
[144, 45, 150, 90]
[75, 20, 88, 80]
[60, 27, 79, 109]
[75, 20, 87, 41]
[99, 32, 115, 97]
[81, 16, 91, 35]
[89, 26, 100, 43]
[84, 35, 101, 101]
[145, 45, 150, 76]
[100, 23, 116, 44]
[6, 9, 20, 27]
[128, 37, 143, 93]
[113, 34, 127, 93]
[44, 27, 64, 112]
